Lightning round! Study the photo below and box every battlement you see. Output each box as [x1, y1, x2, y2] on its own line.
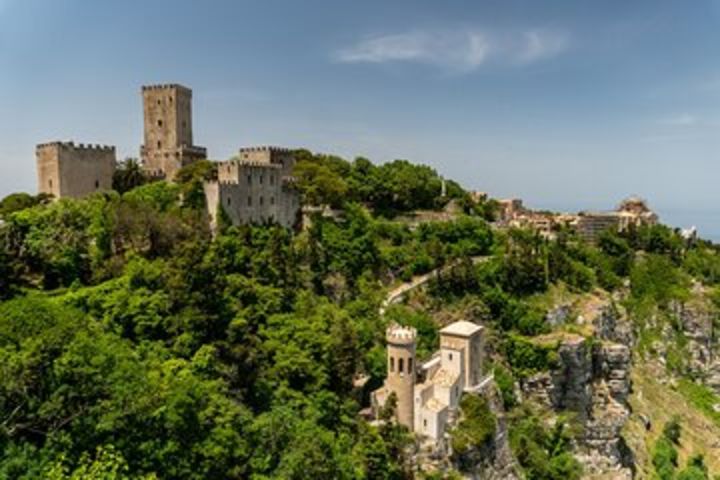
[142, 83, 192, 93]
[221, 159, 283, 169]
[238, 146, 293, 153]
[37, 141, 115, 152]
[387, 324, 417, 345]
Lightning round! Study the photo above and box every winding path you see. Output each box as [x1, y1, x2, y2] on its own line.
[379, 255, 489, 315]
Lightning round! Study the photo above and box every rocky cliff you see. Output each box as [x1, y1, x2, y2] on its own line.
[521, 300, 634, 479]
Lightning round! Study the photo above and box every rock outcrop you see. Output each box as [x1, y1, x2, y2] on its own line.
[520, 300, 634, 478]
[669, 285, 720, 393]
[452, 379, 521, 480]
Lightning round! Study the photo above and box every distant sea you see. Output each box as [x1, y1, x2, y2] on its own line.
[657, 208, 720, 243]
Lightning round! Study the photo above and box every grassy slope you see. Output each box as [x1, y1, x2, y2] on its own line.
[624, 362, 720, 478]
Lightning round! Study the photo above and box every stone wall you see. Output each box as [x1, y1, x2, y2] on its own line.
[36, 141, 115, 199]
[205, 163, 299, 229]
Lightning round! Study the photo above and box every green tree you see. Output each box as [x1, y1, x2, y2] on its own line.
[112, 158, 149, 194]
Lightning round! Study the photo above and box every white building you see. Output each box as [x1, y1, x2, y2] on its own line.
[372, 321, 485, 442]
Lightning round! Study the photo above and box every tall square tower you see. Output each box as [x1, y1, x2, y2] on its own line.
[439, 321, 484, 389]
[140, 84, 206, 180]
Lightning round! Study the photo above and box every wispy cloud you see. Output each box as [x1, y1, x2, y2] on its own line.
[335, 28, 568, 72]
[516, 30, 569, 64]
[658, 113, 698, 126]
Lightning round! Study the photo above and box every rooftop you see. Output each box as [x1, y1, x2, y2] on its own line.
[439, 320, 483, 337]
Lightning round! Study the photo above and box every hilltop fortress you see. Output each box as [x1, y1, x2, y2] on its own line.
[35, 83, 300, 228]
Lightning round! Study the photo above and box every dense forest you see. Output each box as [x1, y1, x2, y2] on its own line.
[1, 152, 720, 479]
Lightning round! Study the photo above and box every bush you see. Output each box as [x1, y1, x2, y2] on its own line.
[451, 396, 496, 455]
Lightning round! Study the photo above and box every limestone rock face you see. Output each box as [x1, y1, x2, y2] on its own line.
[669, 289, 720, 393]
[520, 301, 634, 478]
[451, 380, 521, 480]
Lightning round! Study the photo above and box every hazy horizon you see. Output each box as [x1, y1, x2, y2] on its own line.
[2, 0, 719, 238]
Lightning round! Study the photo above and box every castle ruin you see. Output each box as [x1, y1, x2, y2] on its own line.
[140, 84, 207, 180]
[36, 141, 116, 199]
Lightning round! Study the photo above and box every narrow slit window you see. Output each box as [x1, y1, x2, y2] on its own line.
[398, 358, 404, 373]
[390, 357, 395, 372]
[408, 358, 413, 373]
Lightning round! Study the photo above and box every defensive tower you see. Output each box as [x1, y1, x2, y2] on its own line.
[385, 324, 417, 429]
[140, 84, 206, 179]
[36, 141, 116, 199]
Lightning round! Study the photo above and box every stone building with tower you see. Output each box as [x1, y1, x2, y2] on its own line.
[36, 141, 116, 199]
[34, 82, 301, 228]
[575, 196, 658, 243]
[140, 84, 207, 180]
[371, 320, 487, 442]
[203, 147, 300, 229]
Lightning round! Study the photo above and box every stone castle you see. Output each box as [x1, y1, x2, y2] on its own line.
[204, 147, 299, 229]
[371, 321, 488, 443]
[36, 141, 115, 198]
[140, 84, 207, 180]
[35, 83, 300, 228]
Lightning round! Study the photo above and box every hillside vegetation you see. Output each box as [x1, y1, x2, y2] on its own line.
[1, 152, 719, 479]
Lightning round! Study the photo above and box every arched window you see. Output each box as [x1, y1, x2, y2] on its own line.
[398, 358, 404, 373]
[408, 358, 413, 373]
[390, 357, 395, 372]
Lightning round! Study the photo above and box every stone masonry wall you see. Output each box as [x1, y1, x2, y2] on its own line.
[36, 142, 115, 199]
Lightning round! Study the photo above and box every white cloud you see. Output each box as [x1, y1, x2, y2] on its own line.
[658, 113, 698, 126]
[336, 31, 489, 72]
[335, 28, 568, 72]
[516, 30, 569, 64]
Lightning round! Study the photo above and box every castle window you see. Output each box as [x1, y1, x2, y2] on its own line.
[95, 180, 99, 189]
[423, 419, 427, 429]
[449, 353, 453, 361]
[270, 175, 274, 185]
[455, 386, 459, 398]
[398, 358, 404, 373]
[259, 175, 263, 184]
[49, 179, 53, 189]
[227, 197, 231, 206]
[270, 196, 275, 205]
[247, 197, 252, 206]
[260, 196, 264, 206]
[408, 358, 413, 373]
[157, 99, 161, 105]
[390, 357, 395, 372]
[157, 141, 162, 149]
[158, 120, 163, 127]
[247, 174, 252, 185]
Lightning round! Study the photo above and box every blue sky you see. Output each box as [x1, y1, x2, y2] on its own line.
[1, 0, 720, 236]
